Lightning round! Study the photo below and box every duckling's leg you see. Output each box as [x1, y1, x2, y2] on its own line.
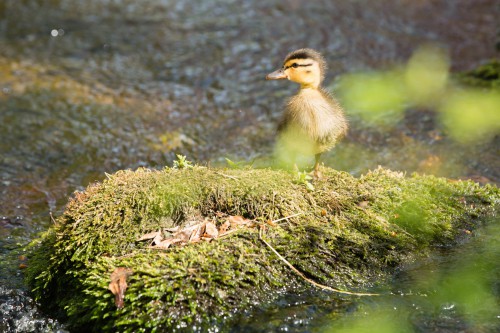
[289, 151, 299, 173]
[313, 153, 322, 179]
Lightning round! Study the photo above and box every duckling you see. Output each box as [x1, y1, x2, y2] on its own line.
[266, 48, 348, 178]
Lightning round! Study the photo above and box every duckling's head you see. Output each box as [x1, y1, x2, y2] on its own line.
[266, 48, 326, 89]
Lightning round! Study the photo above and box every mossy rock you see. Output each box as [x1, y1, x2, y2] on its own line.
[456, 60, 500, 89]
[25, 166, 499, 332]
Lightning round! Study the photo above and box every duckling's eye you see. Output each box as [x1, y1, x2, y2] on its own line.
[285, 63, 313, 70]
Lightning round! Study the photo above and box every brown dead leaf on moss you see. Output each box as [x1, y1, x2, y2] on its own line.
[218, 220, 231, 235]
[138, 215, 257, 250]
[179, 224, 202, 243]
[137, 230, 161, 242]
[204, 222, 219, 239]
[154, 238, 184, 249]
[228, 215, 254, 228]
[136, 213, 309, 249]
[108, 267, 133, 309]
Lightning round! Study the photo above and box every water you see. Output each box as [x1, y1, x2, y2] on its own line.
[0, 0, 498, 331]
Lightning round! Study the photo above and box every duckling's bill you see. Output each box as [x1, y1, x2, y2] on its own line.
[266, 68, 287, 80]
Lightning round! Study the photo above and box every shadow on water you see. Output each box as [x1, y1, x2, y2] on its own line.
[0, 0, 498, 331]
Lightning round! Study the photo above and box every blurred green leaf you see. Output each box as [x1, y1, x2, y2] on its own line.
[404, 44, 450, 106]
[337, 70, 406, 126]
[439, 89, 500, 144]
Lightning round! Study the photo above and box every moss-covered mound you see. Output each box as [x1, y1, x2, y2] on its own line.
[26, 166, 499, 332]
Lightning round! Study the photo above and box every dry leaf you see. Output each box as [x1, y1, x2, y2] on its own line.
[204, 222, 219, 239]
[188, 223, 205, 243]
[152, 232, 163, 245]
[174, 224, 200, 242]
[218, 220, 231, 235]
[165, 226, 180, 232]
[137, 230, 161, 241]
[228, 215, 251, 228]
[151, 238, 183, 249]
[108, 267, 133, 309]
[140, 216, 253, 250]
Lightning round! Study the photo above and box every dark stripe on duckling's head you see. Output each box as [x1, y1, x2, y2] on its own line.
[284, 48, 327, 79]
[284, 49, 317, 61]
[284, 63, 313, 70]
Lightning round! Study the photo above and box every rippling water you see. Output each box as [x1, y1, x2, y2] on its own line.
[0, 0, 498, 332]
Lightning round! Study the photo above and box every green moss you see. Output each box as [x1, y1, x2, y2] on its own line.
[25, 166, 499, 332]
[456, 60, 500, 89]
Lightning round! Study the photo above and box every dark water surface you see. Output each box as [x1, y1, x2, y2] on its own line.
[0, 0, 498, 332]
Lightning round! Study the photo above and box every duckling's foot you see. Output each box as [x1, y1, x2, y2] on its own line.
[311, 169, 322, 180]
[312, 154, 323, 180]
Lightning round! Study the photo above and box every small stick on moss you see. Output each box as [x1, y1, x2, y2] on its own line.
[259, 226, 379, 297]
[217, 228, 241, 239]
[215, 172, 239, 180]
[271, 212, 304, 224]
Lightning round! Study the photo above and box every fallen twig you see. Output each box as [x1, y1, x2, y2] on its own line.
[271, 212, 304, 224]
[259, 226, 379, 297]
[215, 172, 239, 180]
[217, 228, 241, 239]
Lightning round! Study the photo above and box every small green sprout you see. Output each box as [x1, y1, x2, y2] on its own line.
[295, 171, 315, 191]
[225, 158, 245, 169]
[173, 154, 193, 169]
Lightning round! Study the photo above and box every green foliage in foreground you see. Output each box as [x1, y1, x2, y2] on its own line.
[25, 166, 499, 332]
